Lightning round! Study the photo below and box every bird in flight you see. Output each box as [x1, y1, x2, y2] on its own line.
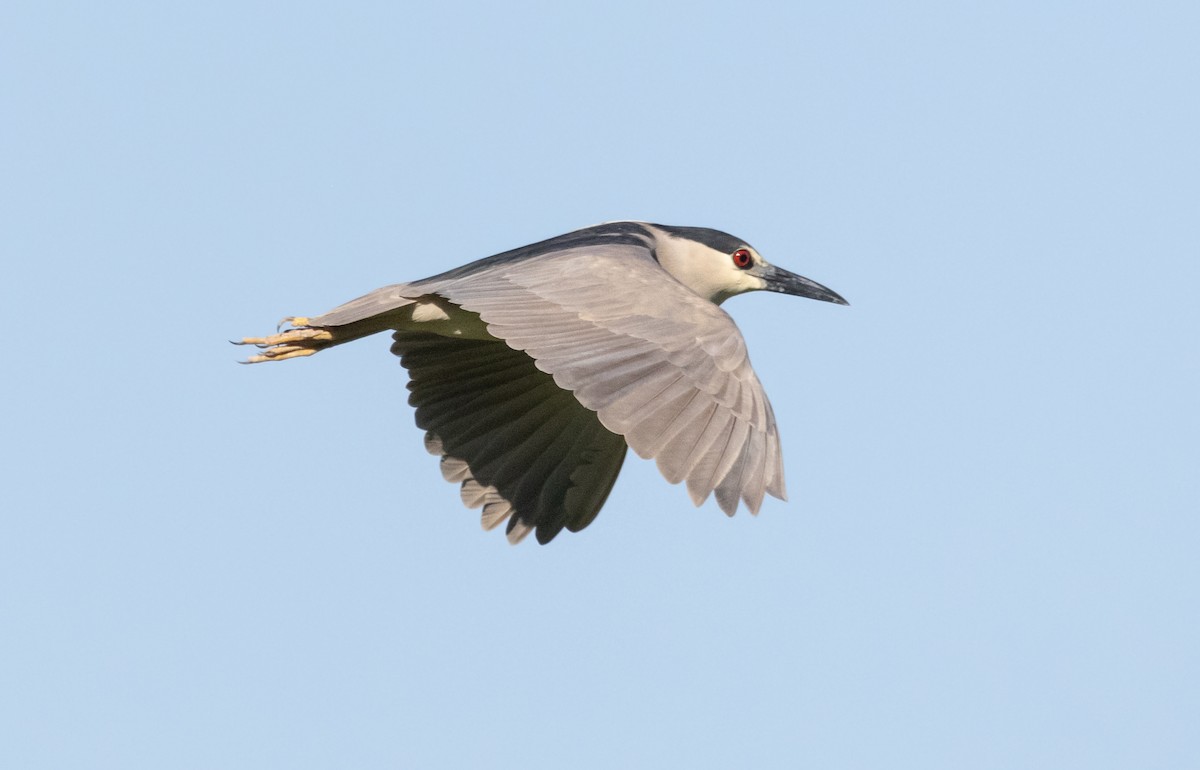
[237, 221, 847, 544]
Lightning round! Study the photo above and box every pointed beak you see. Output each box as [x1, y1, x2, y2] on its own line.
[755, 263, 849, 305]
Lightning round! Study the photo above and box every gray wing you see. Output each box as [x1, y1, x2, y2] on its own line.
[421, 242, 787, 515]
[392, 331, 627, 544]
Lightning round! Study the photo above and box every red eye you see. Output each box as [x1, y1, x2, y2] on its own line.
[731, 248, 753, 269]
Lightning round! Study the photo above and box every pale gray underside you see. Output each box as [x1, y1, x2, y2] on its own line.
[311, 233, 786, 542]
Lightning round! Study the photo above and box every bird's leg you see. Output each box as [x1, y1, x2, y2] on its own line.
[234, 317, 336, 363]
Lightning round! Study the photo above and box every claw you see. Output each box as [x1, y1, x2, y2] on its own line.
[235, 321, 332, 363]
[238, 347, 319, 364]
[238, 327, 333, 347]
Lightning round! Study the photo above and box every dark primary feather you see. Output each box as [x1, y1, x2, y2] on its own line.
[392, 331, 627, 544]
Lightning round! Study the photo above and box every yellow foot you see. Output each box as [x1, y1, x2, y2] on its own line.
[277, 316, 310, 331]
[233, 319, 334, 364]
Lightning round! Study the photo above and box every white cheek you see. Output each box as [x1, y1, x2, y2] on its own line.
[743, 272, 768, 292]
[724, 270, 767, 296]
[707, 268, 767, 305]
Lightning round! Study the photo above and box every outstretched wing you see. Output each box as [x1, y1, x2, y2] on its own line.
[420, 240, 787, 515]
[392, 331, 627, 544]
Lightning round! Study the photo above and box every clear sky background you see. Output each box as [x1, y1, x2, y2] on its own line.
[2, 2, 1197, 768]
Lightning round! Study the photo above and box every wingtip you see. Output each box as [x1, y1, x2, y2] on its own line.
[685, 478, 712, 508]
[714, 485, 739, 517]
[506, 518, 533, 545]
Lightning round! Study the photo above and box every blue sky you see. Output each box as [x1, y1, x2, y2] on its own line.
[2, 2, 1197, 768]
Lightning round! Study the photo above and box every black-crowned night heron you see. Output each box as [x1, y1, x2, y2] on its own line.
[238, 221, 847, 544]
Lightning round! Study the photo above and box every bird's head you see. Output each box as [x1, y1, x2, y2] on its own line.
[646, 223, 849, 307]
